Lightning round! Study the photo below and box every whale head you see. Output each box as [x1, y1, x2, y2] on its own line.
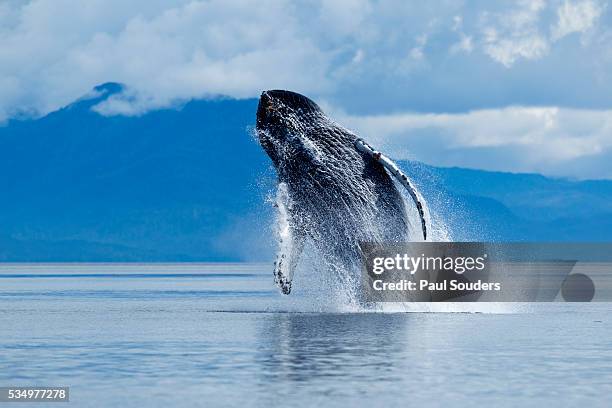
[256, 90, 353, 176]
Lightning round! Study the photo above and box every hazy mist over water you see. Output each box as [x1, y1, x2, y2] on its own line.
[1, 264, 611, 407]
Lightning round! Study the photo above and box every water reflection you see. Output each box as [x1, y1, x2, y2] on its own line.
[256, 313, 412, 384]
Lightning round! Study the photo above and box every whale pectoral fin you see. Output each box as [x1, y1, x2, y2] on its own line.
[273, 183, 305, 295]
[354, 138, 428, 240]
[273, 225, 305, 295]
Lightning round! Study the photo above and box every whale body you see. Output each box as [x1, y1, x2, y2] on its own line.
[256, 90, 427, 295]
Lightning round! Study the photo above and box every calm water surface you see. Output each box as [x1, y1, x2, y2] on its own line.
[0, 264, 611, 407]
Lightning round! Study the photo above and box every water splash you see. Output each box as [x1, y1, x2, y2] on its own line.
[268, 160, 466, 312]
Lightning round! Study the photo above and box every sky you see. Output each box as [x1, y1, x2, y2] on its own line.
[1, 0, 612, 179]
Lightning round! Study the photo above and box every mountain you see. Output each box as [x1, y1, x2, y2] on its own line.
[0, 83, 273, 261]
[401, 161, 612, 242]
[1, 83, 611, 261]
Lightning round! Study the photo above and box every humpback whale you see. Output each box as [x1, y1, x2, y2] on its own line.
[256, 90, 428, 295]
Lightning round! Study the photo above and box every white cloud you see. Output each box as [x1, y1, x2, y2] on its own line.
[481, 0, 550, 67]
[483, 30, 549, 67]
[449, 15, 473, 54]
[318, 0, 372, 37]
[0, 0, 463, 119]
[0, 0, 334, 119]
[334, 106, 612, 179]
[0, 0, 611, 119]
[477, 0, 607, 67]
[551, 0, 604, 41]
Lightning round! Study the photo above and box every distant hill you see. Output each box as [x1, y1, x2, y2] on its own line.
[401, 161, 612, 242]
[1, 84, 611, 261]
[0, 83, 273, 261]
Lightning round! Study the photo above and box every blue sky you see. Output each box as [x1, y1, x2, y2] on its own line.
[1, 0, 612, 178]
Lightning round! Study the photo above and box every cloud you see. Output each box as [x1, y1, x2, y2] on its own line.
[552, 0, 605, 41]
[333, 106, 612, 179]
[0, 0, 336, 119]
[1, 0, 612, 121]
[478, 0, 607, 67]
[480, 0, 549, 67]
[450, 35, 474, 54]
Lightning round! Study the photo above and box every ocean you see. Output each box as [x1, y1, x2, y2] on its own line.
[0, 263, 611, 407]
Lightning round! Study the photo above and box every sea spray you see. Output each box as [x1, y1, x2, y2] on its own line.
[270, 173, 453, 311]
